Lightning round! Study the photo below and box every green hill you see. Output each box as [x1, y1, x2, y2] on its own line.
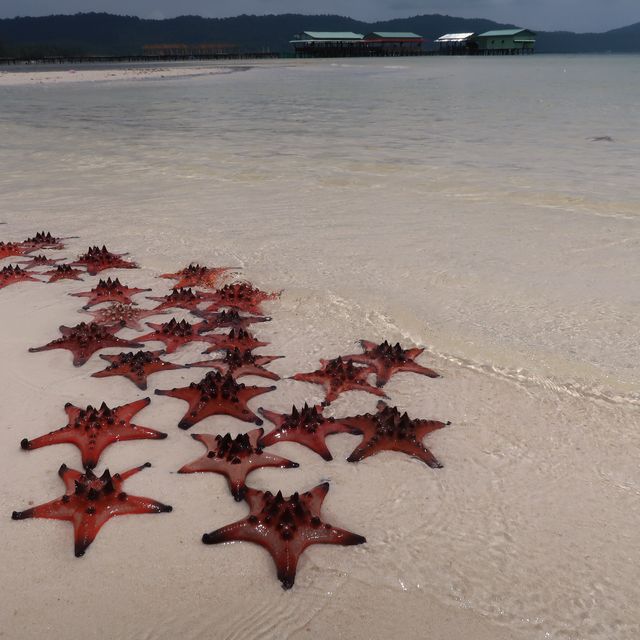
[0, 12, 639, 57]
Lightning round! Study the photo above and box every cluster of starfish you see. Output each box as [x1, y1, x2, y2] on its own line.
[0, 232, 139, 288]
[6, 231, 450, 589]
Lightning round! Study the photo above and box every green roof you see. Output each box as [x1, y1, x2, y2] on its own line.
[301, 31, 364, 40]
[366, 32, 422, 38]
[477, 29, 536, 37]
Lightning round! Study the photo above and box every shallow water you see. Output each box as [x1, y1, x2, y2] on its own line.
[1, 56, 639, 640]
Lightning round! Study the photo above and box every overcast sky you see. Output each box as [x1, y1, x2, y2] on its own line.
[0, 0, 638, 32]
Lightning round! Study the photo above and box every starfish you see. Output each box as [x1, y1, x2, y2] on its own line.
[20, 231, 74, 251]
[92, 350, 184, 390]
[18, 254, 65, 269]
[86, 303, 165, 331]
[29, 321, 144, 366]
[155, 371, 276, 429]
[291, 356, 386, 405]
[44, 264, 85, 282]
[12, 462, 172, 557]
[0, 242, 32, 260]
[146, 287, 213, 312]
[258, 403, 360, 461]
[0, 265, 41, 289]
[194, 309, 271, 332]
[160, 263, 237, 289]
[340, 401, 450, 468]
[201, 328, 269, 354]
[137, 318, 218, 354]
[178, 428, 298, 500]
[187, 348, 282, 381]
[70, 277, 151, 309]
[71, 245, 138, 276]
[343, 340, 440, 387]
[202, 483, 366, 589]
[20, 398, 167, 469]
[200, 282, 281, 315]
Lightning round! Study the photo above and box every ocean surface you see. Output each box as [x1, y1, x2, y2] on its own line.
[1, 55, 639, 640]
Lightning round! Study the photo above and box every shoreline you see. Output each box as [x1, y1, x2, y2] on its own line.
[0, 62, 257, 86]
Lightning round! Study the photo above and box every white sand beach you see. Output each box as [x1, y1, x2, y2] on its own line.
[1, 57, 639, 640]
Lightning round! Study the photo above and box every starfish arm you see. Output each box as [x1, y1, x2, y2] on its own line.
[359, 340, 378, 351]
[73, 510, 108, 557]
[256, 408, 286, 429]
[12, 497, 75, 521]
[116, 398, 151, 422]
[241, 385, 278, 401]
[20, 427, 77, 451]
[110, 494, 173, 516]
[300, 525, 367, 547]
[59, 464, 84, 492]
[398, 362, 440, 379]
[324, 382, 386, 404]
[177, 454, 218, 474]
[28, 343, 57, 354]
[202, 518, 263, 545]
[414, 419, 450, 439]
[236, 365, 280, 380]
[345, 438, 377, 463]
[115, 424, 168, 442]
[116, 462, 153, 482]
[154, 387, 195, 403]
[290, 372, 325, 385]
[304, 483, 330, 513]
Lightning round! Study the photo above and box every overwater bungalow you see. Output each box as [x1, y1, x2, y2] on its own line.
[290, 31, 424, 57]
[434, 33, 477, 55]
[474, 29, 536, 54]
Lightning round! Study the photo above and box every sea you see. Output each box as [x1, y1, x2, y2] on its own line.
[0, 55, 639, 640]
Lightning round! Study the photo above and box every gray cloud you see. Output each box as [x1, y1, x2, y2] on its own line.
[0, 0, 638, 31]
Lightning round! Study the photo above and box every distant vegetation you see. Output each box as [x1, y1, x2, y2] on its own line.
[0, 12, 639, 58]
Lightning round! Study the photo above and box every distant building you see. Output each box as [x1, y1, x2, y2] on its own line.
[362, 32, 424, 55]
[291, 31, 424, 57]
[474, 29, 536, 54]
[434, 33, 477, 55]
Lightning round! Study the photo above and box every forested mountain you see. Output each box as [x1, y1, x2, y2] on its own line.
[0, 12, 638, 57]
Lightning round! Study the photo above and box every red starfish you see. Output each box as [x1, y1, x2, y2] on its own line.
[20, 398, 167, 469]
[12, 462, 172, 557]
[18, 254, 65, 269]
[200, 282, 281, 315]
[0, 265, 41, 289]
[44, 264, 85, 282]
[201, 328, 269, 354]
[92, 350, 184, 390]
[0, 242, 32, 259]
[71, 245, 138, 276]
[86, 303, 166, 331]
[343, 340, 440, 387]
[187, 348, 282, 381]
[155, 371, 276, 429]
[258, 403, 360, 461]
[291, 356, 386, 405]
[202, 483, 366, 589]
[137, 318, 218, 354]
[340, 401, 450, 468]
[194, 309, 271, 332]
[29, 321, 144, 366]
[20, 231, 75, 251]
[160, 264, 237, 289]
[70, 277, 151, 309]
[146, 287, 214, 312]
[178, 428, 298, 500]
